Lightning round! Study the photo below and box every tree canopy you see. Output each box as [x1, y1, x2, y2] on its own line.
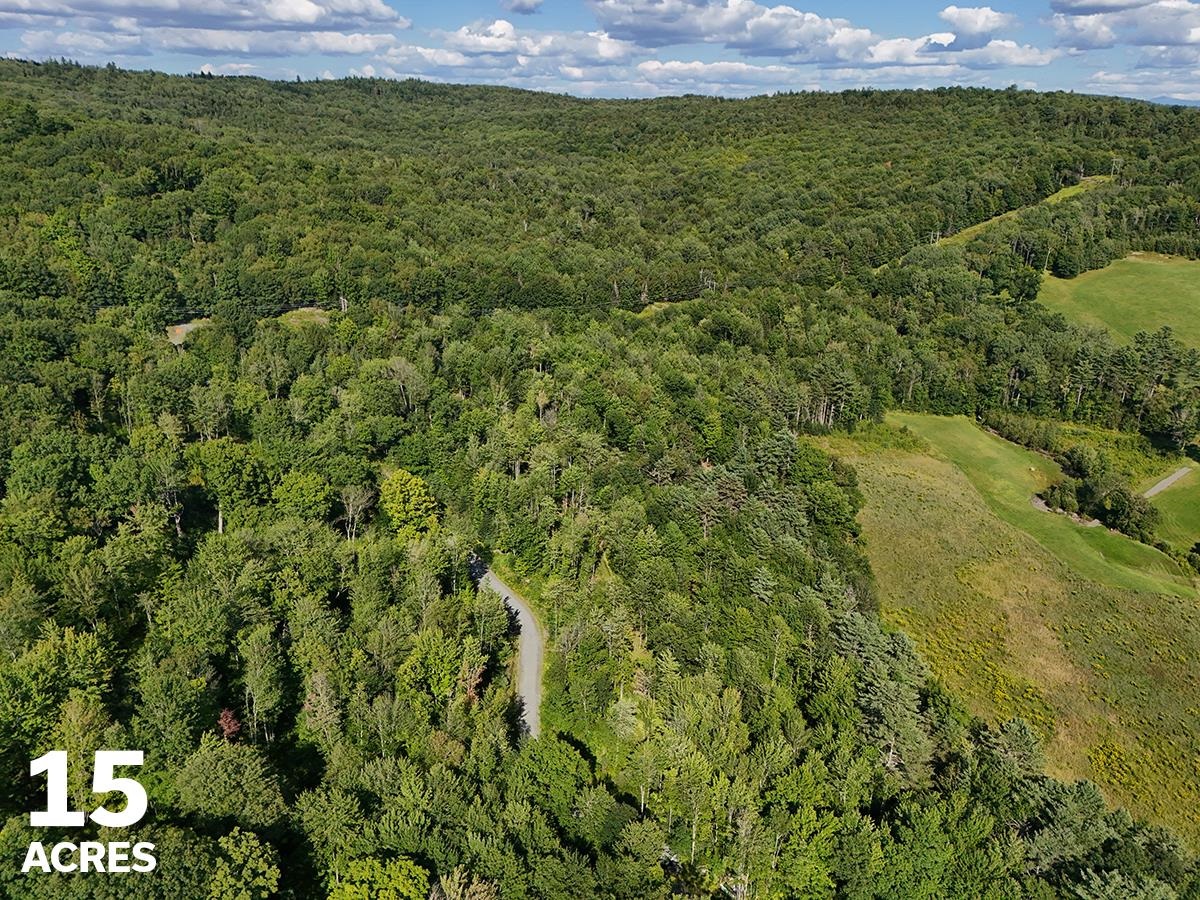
[0, 60, 1197, 898]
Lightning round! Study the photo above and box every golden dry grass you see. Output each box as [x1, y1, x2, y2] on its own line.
[824, 415, 1200, 846]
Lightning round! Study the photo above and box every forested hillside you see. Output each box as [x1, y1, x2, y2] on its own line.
[0, 60, 1199, 898]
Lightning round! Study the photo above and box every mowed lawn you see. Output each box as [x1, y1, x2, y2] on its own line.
[1039, 253, 1200, 347]
[825, 414, 1200, 846]
[1142, 462, 1200, 552]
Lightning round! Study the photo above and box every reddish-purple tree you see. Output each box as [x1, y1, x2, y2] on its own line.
[218, 708, 242, 741]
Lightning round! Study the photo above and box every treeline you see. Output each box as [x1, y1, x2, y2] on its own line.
[968, 178, 1200, 277]
[861, 256, 1200, 449]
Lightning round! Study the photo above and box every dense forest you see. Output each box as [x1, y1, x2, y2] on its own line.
[0, 59, 1199, 898]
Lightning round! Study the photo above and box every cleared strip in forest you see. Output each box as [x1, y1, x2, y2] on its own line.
[938, 175, 1112, 247]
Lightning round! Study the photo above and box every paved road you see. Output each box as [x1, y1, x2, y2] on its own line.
[1144, 466, 1193, 498]
[473, 560, 543, 738]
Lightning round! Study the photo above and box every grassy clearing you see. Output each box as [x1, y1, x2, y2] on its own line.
[892, 414, 1193, 595]
[1039, 253, 1200, 347]
[825, 414, 1200, 845]
[940, 175, 1111, 247]
[1043, 176, 1113, 204]
[165, 317, 210, 346]
[279, 306, 330, 327]
[1143, 462, 1200, 551]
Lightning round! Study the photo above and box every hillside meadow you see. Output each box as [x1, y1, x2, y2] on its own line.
[824, 413, 1200, 845]
[1143, 462, 1200, 552]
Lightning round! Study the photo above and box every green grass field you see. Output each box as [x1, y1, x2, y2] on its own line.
[1039, 253, 1200, 347]
[825, 414, 1200, 845]
[1142, 462, 1200, 552]
[940, 175, 1111, 247]
[894, 414, 1193, 594]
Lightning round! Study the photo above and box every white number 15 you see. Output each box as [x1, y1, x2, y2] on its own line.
[30, 750, 148, 828]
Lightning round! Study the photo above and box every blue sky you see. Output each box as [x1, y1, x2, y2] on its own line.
[2, 0, 1199, 101]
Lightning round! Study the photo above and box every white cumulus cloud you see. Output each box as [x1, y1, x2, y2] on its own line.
[940, 5, 1017, 34]
[1051, 0, 1200, 49]
[938, 5, 1018, 49]
[589, 0, 876, 60]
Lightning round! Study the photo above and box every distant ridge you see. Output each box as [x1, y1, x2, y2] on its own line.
[1150, 95, 1200, 107]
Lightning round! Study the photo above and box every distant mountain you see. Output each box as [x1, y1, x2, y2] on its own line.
[1150, 95, 1200, 107]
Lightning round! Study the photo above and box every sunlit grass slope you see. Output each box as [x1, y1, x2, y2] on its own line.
[1142, 462, 1200, 552]
[893, 414, 1193, 595]
[1039, 253, 1200, 346]
[825, 414, 1200, 845]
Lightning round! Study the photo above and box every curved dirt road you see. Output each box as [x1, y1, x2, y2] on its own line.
[476, 564, 543, 738]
